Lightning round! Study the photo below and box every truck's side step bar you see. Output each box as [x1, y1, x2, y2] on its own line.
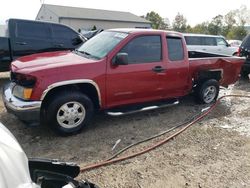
[106, 99, 179, 116]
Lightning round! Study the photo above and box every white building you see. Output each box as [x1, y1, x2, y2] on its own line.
[0, 25, 6, 36]
[36, 4, 151, 31]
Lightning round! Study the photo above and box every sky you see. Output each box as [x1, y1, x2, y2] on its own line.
[0, 0, 249, 26]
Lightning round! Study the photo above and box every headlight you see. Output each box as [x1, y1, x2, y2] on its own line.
[12, 85, 33, 100]
[11, 72, 36, 87]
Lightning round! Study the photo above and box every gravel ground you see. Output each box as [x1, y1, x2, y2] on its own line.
[0, 72, 250, 188]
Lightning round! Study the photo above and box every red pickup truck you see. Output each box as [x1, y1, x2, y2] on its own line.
[3, 29, 244, 135]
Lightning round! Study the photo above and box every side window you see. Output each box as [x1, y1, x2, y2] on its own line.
[216, 37, 227, 46]
[119, 35, 162, 64]
[167, 37, 184, 61]
[184, 36, 202, 45]
[203, 37, 216, 46]
[16, 21, 50, 39]
[52, 25, 78, 40]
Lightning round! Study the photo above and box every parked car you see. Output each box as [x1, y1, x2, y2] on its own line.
[238, 34, 250, 77]
[0, 122, 98, 188]
[184, 33, 238, 56]
[227, 39, 242, 47]
[3, 29, 244, 135]
[0, 19, 85, 72]
[80, 29, 103, 39]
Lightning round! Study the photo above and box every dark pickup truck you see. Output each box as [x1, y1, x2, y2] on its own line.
[238, 34, 250, 77]
[0, 19, 85, 71]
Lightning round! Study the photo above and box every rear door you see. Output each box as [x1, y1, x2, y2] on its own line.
[11, 20, 52, 59]
[51, 24, 80, 51]
[106, 34, 163, 108]
[161, 36, 190, 98]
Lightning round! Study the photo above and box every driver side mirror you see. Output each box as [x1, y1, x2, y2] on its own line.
[112, 53, 128, 66]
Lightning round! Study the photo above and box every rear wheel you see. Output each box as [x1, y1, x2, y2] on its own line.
[195, 79, 219, 104]
[44, 91, 94, 135]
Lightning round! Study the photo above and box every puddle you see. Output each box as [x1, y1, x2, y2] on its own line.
[214, 85, 250, 137]
[215, 116, 250, 137]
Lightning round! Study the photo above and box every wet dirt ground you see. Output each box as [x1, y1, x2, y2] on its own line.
[0, 72, 250, 188]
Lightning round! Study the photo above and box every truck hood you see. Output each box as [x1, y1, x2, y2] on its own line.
[11, 51, 96, 72]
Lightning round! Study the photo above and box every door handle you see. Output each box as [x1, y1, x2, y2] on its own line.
[152, 66, 166, 73]
[16, 42, 27, 45]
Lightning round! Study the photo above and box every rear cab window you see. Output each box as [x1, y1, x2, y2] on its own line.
[52, 24, 78, 40]
[166, 37, 184, 61]
[15, 21, 51, 40]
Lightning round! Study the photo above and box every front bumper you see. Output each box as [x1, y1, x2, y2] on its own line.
[2, 83, 41, 122]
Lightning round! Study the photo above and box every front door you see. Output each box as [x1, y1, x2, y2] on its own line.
[106, 35, 163, 108]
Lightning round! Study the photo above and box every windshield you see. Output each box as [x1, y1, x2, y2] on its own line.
[77, 31, 128, 59]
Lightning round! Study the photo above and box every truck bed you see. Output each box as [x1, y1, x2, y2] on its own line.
[189, 55, 244, 87]
[188, 51, 229, 59]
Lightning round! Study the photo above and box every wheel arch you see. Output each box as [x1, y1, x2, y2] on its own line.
[41, 79, 101, 110]
[195, 69, 223, 86]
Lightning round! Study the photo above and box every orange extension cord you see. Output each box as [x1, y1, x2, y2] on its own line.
[80, 95, 250, 173]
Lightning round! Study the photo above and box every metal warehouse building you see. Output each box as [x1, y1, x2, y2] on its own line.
[36, 4, 151, 31]
[0, 25, 6, 36]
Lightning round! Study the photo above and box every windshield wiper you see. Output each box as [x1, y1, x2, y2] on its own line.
[74, 50, 100, 60]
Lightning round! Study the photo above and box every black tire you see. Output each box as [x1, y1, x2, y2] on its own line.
[195, 79, 219, 104]
[44, 91, 94, 135]
[241, 70, 249, 79]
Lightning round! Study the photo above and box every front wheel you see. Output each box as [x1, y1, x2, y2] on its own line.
[195, 79, 219, 104]
[44, 91, 94, 135]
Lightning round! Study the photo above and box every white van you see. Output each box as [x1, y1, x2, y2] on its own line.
[183, 33, 238, 56]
